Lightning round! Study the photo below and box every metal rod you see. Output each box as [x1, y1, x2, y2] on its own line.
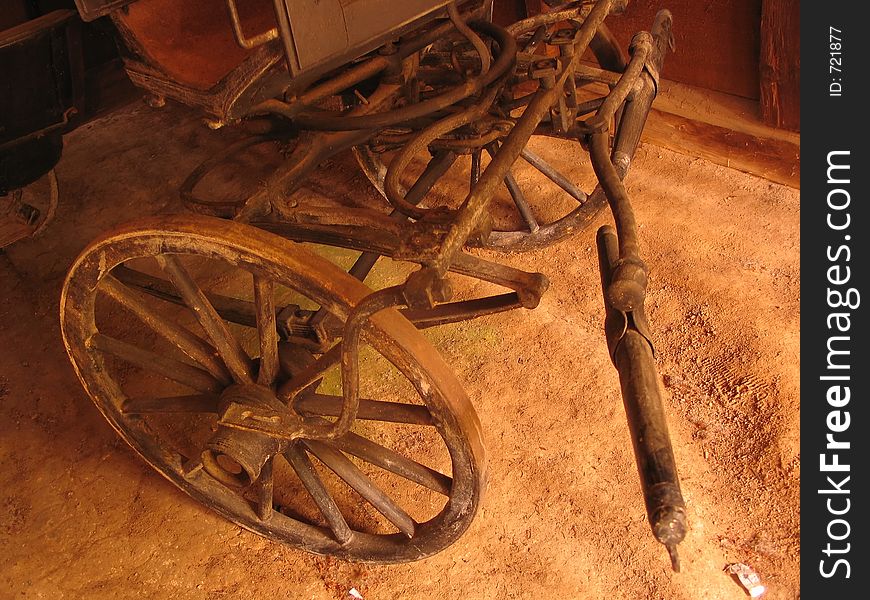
[225, 0, 278, 49]
[402, 292, 523, 328]
[597, 223, 685, 572]
[470, 149, 482, 187]
[520, 148, 587, 202]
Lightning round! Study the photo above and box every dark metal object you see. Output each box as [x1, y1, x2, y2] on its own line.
[597, 226, 686, 572]
[353, 14, 627, 252]
[590, 10, 685, 570]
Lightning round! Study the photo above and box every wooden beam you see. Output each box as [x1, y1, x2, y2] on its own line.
[491, 0, 525, 26]
[759, 0, 800, 131]
[642, 108, 800, 189]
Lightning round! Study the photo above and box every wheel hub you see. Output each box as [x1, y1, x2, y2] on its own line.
[202, 384, 294, 487]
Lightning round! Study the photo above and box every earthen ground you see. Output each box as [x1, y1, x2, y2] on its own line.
[0, 101, 799, 599]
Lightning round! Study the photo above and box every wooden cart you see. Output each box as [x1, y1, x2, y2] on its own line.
[59, 0, 686, 569]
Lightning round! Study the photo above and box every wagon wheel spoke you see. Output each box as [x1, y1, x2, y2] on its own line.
[284, 443, 354, 544]
[254, 456, 275, 521]
[113, 265, 259, 328]
[63, 215, 484, 562]
[503, 171, 539, 233]
[156, 255, 255, 384]
[278, 343, 342, 401]
[99, 274, 232, 383]
[88, 333, 224, 394]
[121, 394, 221, 414]
[485, 144, 539, 233]
[332, 432, 452, 496]
[280, 344, 435, 427]
[304, 440, 417, 538]
[113, 265, 323, 342]
[253, 276, 280, 386]
[294, 394, 434, 426]
[519, 148, 588, 203]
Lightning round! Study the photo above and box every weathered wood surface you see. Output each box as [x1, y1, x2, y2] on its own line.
[759, 0, 800, 131]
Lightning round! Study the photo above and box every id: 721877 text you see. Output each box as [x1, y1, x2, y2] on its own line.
[830, 27, 843, 97]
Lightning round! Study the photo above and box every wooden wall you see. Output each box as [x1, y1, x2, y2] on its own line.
[495, 0, 799, 131]
[759, 0, 799, 130]
[602, 0, 763, 100]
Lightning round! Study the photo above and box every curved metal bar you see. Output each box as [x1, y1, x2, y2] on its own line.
[180, 133, 286, 218]
[584, 31, 651, 132]
[448, 1, 491, 75]
[303, 286, 406, 440]
[224, 0, 278, 49]
[287, 21, 516, 131]
[383, 83, 504, 220]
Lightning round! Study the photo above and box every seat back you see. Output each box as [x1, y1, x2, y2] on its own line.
[1, 10, 82, 192]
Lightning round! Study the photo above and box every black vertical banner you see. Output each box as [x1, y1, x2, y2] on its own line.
[802, 2, 868, 596]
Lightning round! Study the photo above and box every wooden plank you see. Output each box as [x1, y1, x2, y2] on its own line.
[652, 80, 799, 147]
[642, 108, 800, 188]
[604, 0, 763, 100]
[492, 0, 526, 26]
[759, 0, 800, 131]
[523, 0, 544, 18]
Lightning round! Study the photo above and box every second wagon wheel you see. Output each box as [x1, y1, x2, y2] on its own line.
[354, 13, 628, 252]
[60, 215, 485, 563]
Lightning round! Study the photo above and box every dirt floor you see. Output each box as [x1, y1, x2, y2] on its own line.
[0, 101, 799, 599]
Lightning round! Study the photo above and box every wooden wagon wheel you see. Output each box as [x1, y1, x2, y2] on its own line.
[355, 20, 629, 253]
[60, 215, 485, 563]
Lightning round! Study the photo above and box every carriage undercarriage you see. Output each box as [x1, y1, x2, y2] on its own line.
[59, 0, 686, 570]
